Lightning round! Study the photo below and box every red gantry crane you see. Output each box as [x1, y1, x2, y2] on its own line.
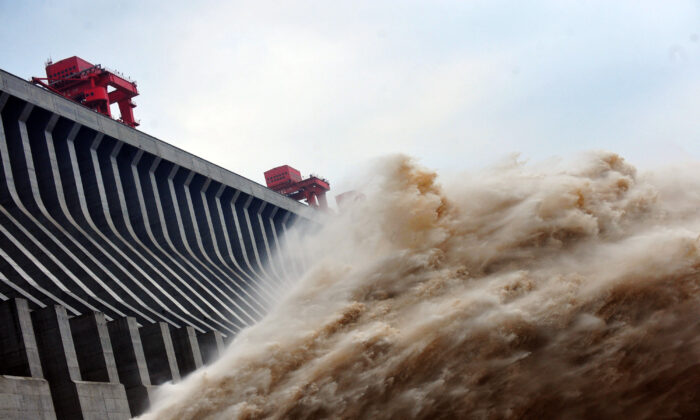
[264, 165, 330, 210]
[31, 56, 139, 128]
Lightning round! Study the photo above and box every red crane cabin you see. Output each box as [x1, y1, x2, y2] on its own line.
[264, 165, 330, 209]
[264, 165, 303, 189]
[32, 56, 140, 128]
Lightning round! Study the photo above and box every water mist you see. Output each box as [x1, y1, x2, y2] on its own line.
[139, 152, 700, 419]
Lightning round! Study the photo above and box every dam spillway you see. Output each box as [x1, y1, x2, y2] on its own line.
[0, 68, 316, 419]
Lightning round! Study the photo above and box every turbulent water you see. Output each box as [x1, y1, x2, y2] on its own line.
[139, 152, 700, 419]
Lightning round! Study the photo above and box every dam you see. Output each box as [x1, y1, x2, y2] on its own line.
[0, 67, 316, 419]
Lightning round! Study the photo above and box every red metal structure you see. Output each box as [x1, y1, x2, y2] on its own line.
[31, 56, 139, 127]
[264, 165, 330, 209]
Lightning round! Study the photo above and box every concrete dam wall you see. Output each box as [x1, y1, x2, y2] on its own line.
[0, 69, 315, 418]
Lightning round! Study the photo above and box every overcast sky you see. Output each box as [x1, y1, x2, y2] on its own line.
[2, 0, 699, 201]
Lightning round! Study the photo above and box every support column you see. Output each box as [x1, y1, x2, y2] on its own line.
[33, 305, 131, 420]
[197, 330, 225, 365]
[170, 326, 203, 376]
[69, 312, 120, 383]
[31, 305, 82, 419]
[0, 298, 43, 378]
[0, 298, 55, 419]
[139, 322, 180, 385]
[107, 317, 154, 416]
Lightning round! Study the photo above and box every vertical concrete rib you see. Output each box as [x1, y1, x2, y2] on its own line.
[142, 158, 249, 327]
[126, 151, 239, 333]
[244, 199, 272, 279]
[255, 203, 285, 286]
[226, 192, 267, 285]
[183, 175, 270, 314]
[201, 183, 264, 303]
[95, 141, 214, 330]
[64, 129, 185, 327]
[208, 184, 281, 311]
[267, 207, 293, 286]
[4, 108, 126, 320]
[169, 169, 268, 317]
[16, 107, 127, 317]
[241, 197, 283, 302]
[238, 195, 267, 280]
[3, 100, 151, 323]
[145, 159, 252, 327]
[218, 189, 283, 315]
[85, 136, 221, 333]
[37, 116, 158, 323]
[0, 97, 87, 313]
[14, 104, 96, 311]
[213, 187, 270, 296]
[104, 143, 235, 333]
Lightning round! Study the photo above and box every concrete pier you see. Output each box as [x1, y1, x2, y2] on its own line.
[0, 298, 44, 378]
[32, 305, 131, 419]
[69, 311, 120, 383]
[107, 317, 154, 416]
[139, 322, 180, 385]
[0, 298, 55, 419]
[171, 325, 204, 377]
[1, 298, 233, 418]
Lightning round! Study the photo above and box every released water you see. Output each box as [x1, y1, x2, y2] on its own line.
[138, 152, 700, 419]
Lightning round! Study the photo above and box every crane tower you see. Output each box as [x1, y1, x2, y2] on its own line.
[31, 56, 139, 127]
